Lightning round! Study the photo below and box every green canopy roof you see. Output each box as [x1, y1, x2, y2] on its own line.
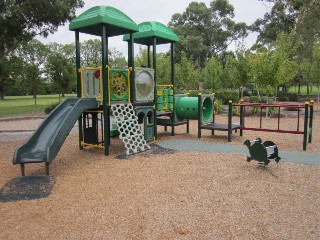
[123, 21, 179, 45]
[69, 6, 139, 37]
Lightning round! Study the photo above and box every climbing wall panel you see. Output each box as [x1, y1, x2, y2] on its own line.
[111, 103, 150, 155]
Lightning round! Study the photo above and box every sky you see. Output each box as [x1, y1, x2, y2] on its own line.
[37, 0, 273, 55]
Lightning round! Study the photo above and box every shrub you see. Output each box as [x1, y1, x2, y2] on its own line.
[45, 102, 60, 114]
[248, 96, 277, 115]
[249, 96, 268, 103]
[277, 91, 289, 101]
[288, 93, 299, 102]
[214, 90, 239, 104]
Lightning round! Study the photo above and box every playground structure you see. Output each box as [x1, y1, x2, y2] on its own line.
[12, 5, 314, 176]
[12, 6, 217, 175]
[244, 138, 281, 167]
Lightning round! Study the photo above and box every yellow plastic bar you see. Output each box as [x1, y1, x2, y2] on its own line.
[128, 67, 132, 103]
[98, 68, 103, 105]
[81, 141, 105, 149]
[84, 110, 104, 113]
[156, 84, 174, 87]
[107, 65, 110, 105]
[79, 67, 102, 71]
[80, 70, 84, 98]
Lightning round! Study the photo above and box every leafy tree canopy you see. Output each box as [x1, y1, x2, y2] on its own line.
[0, 0, 83, 60]
[169, 0, 247, 68]
[0, 0, 84, 100]
[252, 0, 320, 59]
[251, 0, 298, 46]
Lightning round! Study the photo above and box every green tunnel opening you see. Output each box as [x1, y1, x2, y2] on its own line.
[175, 96, 213, 122]
[202, 97, 213, 122]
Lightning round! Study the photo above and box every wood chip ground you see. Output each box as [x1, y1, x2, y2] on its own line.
[0, 112, 319, 239]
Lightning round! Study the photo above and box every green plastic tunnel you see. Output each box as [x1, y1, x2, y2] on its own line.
[175, 96, 213, 122]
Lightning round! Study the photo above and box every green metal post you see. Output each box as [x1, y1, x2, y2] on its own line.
[198, 94, 202, 138]
[102, 25, 110, 155]
[129, 32, 135, 103]
[212, 94, 215, 135]
[239, 100, 244, 137]
[171, 42, 175, 136]
[153, 38, 157, 140]
[75, 31, 83, 150]
[147, 45, 151, 68]
[303, 102, 309, 151]
[228, 100, 233, 142]
[308, 100, 314, 143]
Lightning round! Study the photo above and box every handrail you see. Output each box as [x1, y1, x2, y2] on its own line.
[231, 101, 313, 151]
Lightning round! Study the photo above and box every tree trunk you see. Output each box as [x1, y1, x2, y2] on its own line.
[0, 85, 4, 100]
[317, 86, 320, 110]
[33, 91, 37, 105]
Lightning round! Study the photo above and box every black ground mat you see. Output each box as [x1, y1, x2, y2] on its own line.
[0, 176, 55, 202]
[116, 143, 177, 160]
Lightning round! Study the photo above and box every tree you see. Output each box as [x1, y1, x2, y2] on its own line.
[15, 40, 49, 103]
[81, 39, 102, 67]
[175, 53, 200, 90]
[46, 52, 76, 101]
[253, 0, 320, 60]
[248, 32, 298, 99]
[251, 1, 296, 46]
[155, 53, 171, 85]
[135, 47, 149, 67]
[0, 57, 24, 98]
[202, 57, 224, 90]
[22, 63, 44, 105]
[301, 42, 320, 106]
[0, 0, 84, 100]
[169, 0, 247, 68]
[224, 45, 251, 95]
[109, 47, 127, 69]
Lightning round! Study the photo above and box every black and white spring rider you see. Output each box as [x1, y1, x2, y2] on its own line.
[244, 138, 281, 167]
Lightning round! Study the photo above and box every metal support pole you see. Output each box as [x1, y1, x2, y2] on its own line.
[171, 42, 175, 136]
[129, 32, 135, 103]
[102, 25, 110, 155]
[212, 93, 215, 135]
[20, 163, 25, 176]
[239, 100, 244, 137]
[303, 102, 309, 151]
[153, 38, 157, 140]
[308, 100, 314, 143]
[228, 100, 233, 142]
[45, 162, 50, 175]
[147, 45, 151, 68]
[198, 94, 202, 138]
[75, 31, 83, 150]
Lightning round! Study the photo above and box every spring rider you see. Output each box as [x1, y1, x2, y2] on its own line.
[244, 138, 281, 167]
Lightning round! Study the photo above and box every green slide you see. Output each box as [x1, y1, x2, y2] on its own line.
[13, 98, 98, 172]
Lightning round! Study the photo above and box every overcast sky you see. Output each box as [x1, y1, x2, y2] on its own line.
[37, 0, 273, 54]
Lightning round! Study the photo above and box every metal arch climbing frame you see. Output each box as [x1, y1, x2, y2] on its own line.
[232, 101, 314, 151]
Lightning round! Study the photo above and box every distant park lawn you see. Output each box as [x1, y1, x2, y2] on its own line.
[289, 85, 319, 95]
[0, 94, 77, 117]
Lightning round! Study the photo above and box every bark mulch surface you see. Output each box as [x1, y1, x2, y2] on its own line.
[0, 115, 319, 239]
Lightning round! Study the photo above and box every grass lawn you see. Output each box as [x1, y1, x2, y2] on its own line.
[0, 94, 77, 117]
[289, 85, 320, 95]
